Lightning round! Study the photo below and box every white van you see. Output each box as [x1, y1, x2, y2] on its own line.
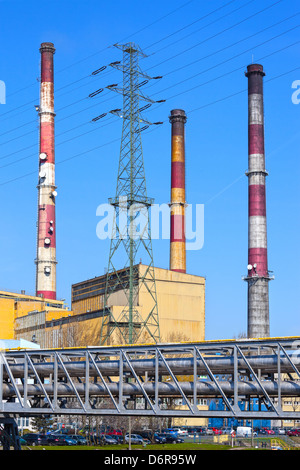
[236, 426, 252, 437]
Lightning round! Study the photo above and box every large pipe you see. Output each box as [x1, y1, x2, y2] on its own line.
[2, 380, 300, 399]
[35, 42, 57, 300]
[244, 64, 271, 338]
[169, 109, 187, 273]
[4, 354, 300, 379]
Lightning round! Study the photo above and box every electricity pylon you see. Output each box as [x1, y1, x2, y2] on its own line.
[99, 42, 164, 345]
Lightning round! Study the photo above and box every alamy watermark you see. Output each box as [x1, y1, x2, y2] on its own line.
[96, 197, 204, 251]
[0, 80, 5, 104]
[291, 80, 300, 104]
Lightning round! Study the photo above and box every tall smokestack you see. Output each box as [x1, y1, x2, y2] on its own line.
[169, 109, 187, 273]
[245, 63, 272, 337]
[35, 42, 57, 300]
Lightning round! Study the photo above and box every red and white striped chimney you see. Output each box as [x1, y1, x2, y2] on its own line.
[245, 63, 272, 338]
[169, 109, 187, 273]
[35, 42, 57, 300]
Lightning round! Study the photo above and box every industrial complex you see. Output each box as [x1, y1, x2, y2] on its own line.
[1, 0, 300, 451]
[0, 42, 273, 347]
[0, 42, 208, 349]
[1, 40, 300, 450]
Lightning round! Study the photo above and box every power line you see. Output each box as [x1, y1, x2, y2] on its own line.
[161, 11, 300, 79]
[145, 0, 254, 53]
[146, 0, 284, 71]
[144, 0, 239, 51]
[2, 6, 297, 142]
[0, 64, 298, 188]
[4, 0, 196, 100]
[153, 24, 300, 98]
[0, 0, 262, 120]
[1, 33, 298, 168]
[0, 0, 283, 124]
[0, 2, 296, 166]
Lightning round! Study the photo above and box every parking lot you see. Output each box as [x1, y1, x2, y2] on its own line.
[19, 425, 300, 448]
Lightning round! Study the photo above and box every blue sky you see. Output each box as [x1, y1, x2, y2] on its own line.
[0, 0, 299, 340]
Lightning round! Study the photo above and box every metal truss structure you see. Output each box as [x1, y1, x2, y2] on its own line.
[1, 336, 300, 423]
[99, 43, 164, 346]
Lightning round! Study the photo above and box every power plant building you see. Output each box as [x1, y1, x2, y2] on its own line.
[72, 264, 205, 345]
[7, 266, 205, 348]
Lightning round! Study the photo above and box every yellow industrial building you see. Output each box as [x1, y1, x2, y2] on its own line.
[71, 264, 205, 345]
[1, 264, 205, 348]
[0, 290, 70, 344]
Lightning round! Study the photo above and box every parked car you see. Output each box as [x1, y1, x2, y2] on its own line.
[277, 428, 286, 435]
[69, 434, 87, 445]
[22, 433, 49, 446]
[274, 428, 285, 434]
[258, 428, 267, 434]
[188, 427, 205, 435]
[265, 429, 275, 435]
[287, 429, 300, 436]
[49, 435, 77, 445]
[111, 434, 124, 444]
[107, 429, 123, 437]
[61, 436, 77, 445]
[222, 428, 233, 435]
[173, 427, 188, 435]
[101, 435, 119, 445]
[46, 434, 61, 445]
[163, 428, 178, 434]
[212, 428, 223, 435]
[153, 433, 167, 444]
[161, 433, 184, 444]
[125, 434, 144, 445]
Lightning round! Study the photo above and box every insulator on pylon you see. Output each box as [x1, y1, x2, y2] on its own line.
[137, 80, 148, 88]
[92, 113, 107, 122]
[109, 108, 121, 114]
[138, 104, 151, 113]
[89, 88, 104, 98]
[91, 66, 107, 75]
[156, 99, 166, 103]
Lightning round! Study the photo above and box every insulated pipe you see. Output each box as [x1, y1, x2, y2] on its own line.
[2, 380, 300, 399]
[245, 64, 270, 338]
[4, 354, 300, 379]
[169, 109, 187, 273]
[36, 42, 57, 300]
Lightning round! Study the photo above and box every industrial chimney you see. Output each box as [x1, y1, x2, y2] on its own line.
[244, 63, 272, 337]
[169, 109, 187, 273]
[35, 42, 57, 300]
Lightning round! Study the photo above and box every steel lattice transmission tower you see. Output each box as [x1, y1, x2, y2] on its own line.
[100, 43, 164, 345]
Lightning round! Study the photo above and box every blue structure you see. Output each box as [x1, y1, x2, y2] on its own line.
[208, 398, 271, 429]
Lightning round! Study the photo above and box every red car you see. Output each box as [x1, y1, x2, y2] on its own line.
[212, 428, 223, 435]
[107, 429, 123, 437]
[265, 429, 275, 435]
[287, 429, 300, 436]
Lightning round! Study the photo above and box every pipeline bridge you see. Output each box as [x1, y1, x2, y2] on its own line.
[1, 336, 300, 449]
